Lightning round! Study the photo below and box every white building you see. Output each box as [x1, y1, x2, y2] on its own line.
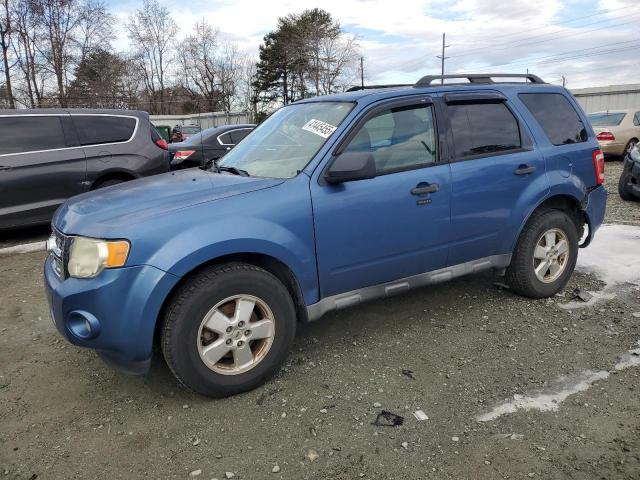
[571, 84, 640, 113]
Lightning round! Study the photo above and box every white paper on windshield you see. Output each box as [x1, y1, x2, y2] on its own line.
[302, 119, 337, 138]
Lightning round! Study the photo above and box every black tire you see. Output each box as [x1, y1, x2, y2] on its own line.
[618, 172, 638, 202]
[93, 178, 125, 189]
[161, 262, 296, 398]
[623, 139, 638, 160]
[505, 209, 579, 299]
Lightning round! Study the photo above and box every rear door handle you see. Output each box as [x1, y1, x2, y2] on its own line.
[411, 183, 439, 195]
[514, 164, 536, 175]
[0, 165, 12, 172]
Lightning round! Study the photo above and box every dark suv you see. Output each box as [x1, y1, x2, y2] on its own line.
[0, 109, 169, 229]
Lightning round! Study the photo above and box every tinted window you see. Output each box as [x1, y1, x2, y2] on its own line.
[230, 128, 252, 144]
[74, 115, 136, 146]
[182, 126, 200, 134]
[634, 112, 640, 126]
[448, 103, 521, 158]
[0, 116, 67, 155]
[218, 132, 233, 145]
[588, 112, 626, 127]
[519, 93, 587, 145]
[343, 104, 437, 174]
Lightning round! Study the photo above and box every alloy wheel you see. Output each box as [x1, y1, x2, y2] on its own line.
[532, 228, 570, 283]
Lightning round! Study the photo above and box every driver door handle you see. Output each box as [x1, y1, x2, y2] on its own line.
[411, 183, 439, 195]
[514, 164, 536, 176]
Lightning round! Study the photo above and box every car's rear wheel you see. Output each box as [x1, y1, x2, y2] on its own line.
[506, 209, 579, 298]
[161, 263, 296, 397]
[618, 172, 638, 201]
[624, 139, 638, 159]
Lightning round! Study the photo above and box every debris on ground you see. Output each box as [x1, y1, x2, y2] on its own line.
[189, 469, 202, 477]
[493, 433, 524, 440]
[401, 441, 409, 450]
[272, 465, 281, 473]
[372, 410, 405, 427]
[413, 410, 429, 421]
[224, 472, 235, 479]
[401, 369, 415, 380]
[306, 449, 319, 462]
[571, 288, 593, 302]
[493, 281, 510, 290]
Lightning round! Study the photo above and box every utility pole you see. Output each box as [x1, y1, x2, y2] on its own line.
[360, 56, 364, 88]
[562, 75, 567, 87]
[436, 33, 450, 84]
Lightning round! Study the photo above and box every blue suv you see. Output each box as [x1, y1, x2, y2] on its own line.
[44, 74, 607, 397]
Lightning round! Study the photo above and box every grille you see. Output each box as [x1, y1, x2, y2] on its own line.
[49, 228, 71, 279]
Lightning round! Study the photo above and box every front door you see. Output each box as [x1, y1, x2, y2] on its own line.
[311, 97, 451, 297]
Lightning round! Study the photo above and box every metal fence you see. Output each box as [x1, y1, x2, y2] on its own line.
[150, 111, 252, 130]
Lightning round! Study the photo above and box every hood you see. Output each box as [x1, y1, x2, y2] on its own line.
[54, 168, 283, 235]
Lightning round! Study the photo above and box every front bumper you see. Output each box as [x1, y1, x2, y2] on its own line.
[44, 255, 179, 374]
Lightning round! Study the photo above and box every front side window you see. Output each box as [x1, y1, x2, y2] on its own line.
[448, 102, 522, 159]
[588, 112, 626, 127]
[74, 115, 137, 146]
[634, 112, 640, 126]
[519, 93, 587, 145]
[218, 102, 353, 178]
[0, 116, 67, 155]
[230, 128, 252, 144]
[342, 104, 437, 174]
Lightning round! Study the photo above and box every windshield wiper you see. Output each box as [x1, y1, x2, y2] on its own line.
[210, 159, 250, 177]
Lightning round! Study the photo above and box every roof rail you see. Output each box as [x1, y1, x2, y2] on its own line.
[346, 84, 412, 92]
[414, 73, 545, 87]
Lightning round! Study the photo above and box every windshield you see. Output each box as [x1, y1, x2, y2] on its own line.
[218, 102, 354, 178]
[588, 112, 626, 127]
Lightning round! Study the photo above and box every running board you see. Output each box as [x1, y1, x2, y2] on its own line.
[306, 254, 511, 322]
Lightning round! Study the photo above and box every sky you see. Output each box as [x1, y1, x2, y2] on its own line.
[108, 0, 639, 89]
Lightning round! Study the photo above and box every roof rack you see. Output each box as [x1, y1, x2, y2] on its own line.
[414, 73, 545, 87]
[346, 84, 412, 92]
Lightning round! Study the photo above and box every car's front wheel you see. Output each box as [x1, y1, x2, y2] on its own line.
[161, 263, 296, 397]
[618, 172, 638, 201]
[506, 209, 579, 298]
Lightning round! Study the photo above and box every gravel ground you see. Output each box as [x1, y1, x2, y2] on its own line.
[0, 161, 639, 480]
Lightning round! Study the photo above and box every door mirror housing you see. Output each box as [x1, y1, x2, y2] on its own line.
[324, 151, 376, 184]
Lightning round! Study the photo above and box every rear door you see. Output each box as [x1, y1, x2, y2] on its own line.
[0, 114, 86, 228]
[445, 93, 547, 265]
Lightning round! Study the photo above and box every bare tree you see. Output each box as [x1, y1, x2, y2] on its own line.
[76, 0, 114, 64]
[30, 0, 84, 107]
[0, 0, 15, 107]
[11, 0, 45, 107]
[126, 0, 178, 114]
[179, 19, 220, 111]
[317, 33, 359, 94]
[216, 41, 242, 112]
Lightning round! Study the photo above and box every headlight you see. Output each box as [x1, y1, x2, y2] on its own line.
[630, 144, 640, 162]
[68, 237, 130, 278]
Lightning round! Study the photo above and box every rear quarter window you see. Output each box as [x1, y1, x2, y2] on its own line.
[0, 116, 67, 155]
[74, 115, 137, 146]
[519, 93, 587, 145]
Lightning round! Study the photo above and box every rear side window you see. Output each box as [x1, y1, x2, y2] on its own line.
[519, 93, 587, 145]
[588, 112, 626, 127]
[230, 128, 252, 144]
[218, 132, 233, 145]
[634, 112, 640, 126]
[0, 116, 67, 155]
[74, 115, 137, 146]
[447, 103, 522, 158]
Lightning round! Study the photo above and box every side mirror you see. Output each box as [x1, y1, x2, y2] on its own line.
[324, 151, 376, 184]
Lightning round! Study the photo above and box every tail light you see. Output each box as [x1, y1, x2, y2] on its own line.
[155, 139, 168, 150]
[596, 131, 615, 141]
[592, 149, 605, 185]
[174, 150, 195, 161]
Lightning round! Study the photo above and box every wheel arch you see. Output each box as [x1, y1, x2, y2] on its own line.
[153, 252, 309, 349]
[511, 193, 586, 252]
[91, 170, 138, 189]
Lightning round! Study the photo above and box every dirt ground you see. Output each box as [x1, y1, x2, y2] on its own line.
[1, 161, 639, 480]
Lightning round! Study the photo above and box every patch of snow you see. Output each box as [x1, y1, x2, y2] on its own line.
[476, 370, 609, 422]
[614, 341, 640, 371]
[576, 224, 640, 287]
[559, 291, 616, 310]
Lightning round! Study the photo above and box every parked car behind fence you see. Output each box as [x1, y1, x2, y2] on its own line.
[169, 124, 256, 169]
[0, 109, 169, 229]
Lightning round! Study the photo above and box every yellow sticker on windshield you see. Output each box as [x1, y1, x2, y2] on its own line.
[302, 119, 337, 138]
